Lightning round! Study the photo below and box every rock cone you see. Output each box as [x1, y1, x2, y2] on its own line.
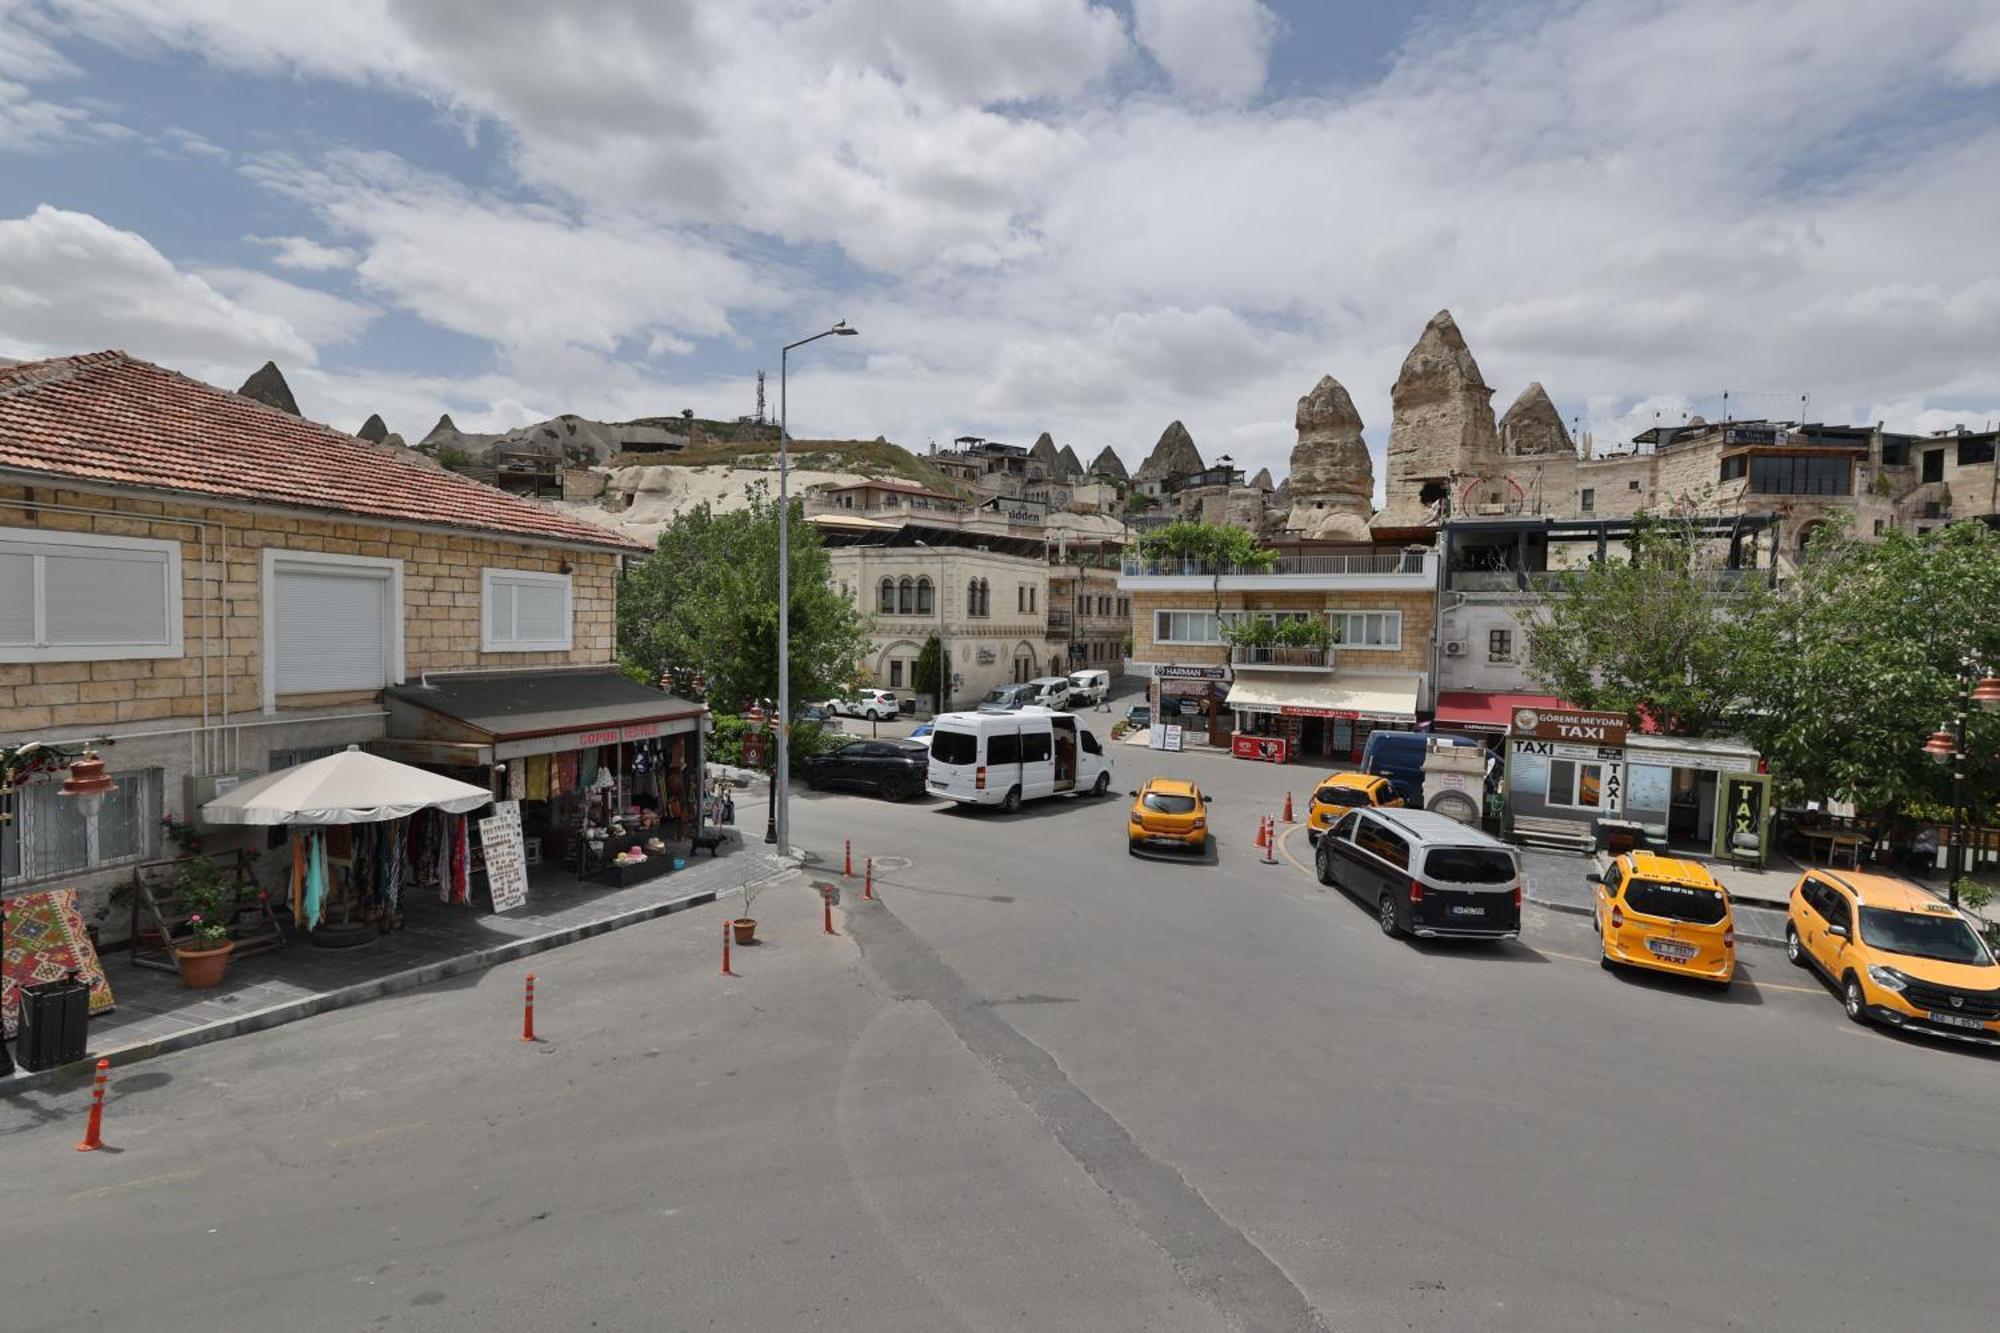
[238, 361, 299, 416]
[1284, 375, 1375, 539]
[1499, 382, 1572, 457]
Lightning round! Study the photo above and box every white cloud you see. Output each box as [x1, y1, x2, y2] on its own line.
[246, 234, 359, 271]
[1132, 0, 1278, 102]
[194, 267, 377, 347]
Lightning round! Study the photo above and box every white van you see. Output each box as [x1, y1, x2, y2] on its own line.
[926, 709, 1115, 811]
[1024, 675, 1072, 710]
[1067, 669, 1111, 706]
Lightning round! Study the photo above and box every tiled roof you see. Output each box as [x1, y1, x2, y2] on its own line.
[0, 352, 643, 552]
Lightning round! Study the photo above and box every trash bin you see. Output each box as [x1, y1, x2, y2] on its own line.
[16, 972, 90, 1071]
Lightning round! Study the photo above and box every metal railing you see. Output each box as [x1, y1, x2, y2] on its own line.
[1123, 551, 1430, 578]
[1229, 644, 1333, 669]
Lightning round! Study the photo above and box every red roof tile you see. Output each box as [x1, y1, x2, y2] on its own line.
[0, 352, 643, 552]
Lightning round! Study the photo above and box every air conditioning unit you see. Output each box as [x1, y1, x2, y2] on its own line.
[1443, 641, 1467, 657]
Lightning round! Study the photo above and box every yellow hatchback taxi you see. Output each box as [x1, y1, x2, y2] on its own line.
[1127, 778, 1209, 856]
[1305, 772, 1403, 846]
[1786, 870, 2000, 1045]
[1589, 851, 1735, 985]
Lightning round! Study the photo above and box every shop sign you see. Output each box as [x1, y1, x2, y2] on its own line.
[976, 647, 997, 664]
[1509, 706, 1627, 746]
[1716, 773, 1771, 862]
[1280, 705, 1358, 719]
[1157, 664, 1230, 681]
[1513, 739, 1623, 763]
[1635, 747, 1757, 774]
[742, 730, 769, 769]
[1232, 734, 1289, 763]
[478, 800, 530, 913]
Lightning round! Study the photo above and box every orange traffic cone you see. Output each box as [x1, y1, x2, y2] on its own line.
[1254, 815, 1269, 849]
[1282, 791, 1295, 823]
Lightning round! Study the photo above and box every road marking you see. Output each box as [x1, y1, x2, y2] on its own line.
[67, 1169, 200, 1203]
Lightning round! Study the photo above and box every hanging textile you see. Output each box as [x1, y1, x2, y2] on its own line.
[290, 833, 306, 921]
[524, 754, 551, 801]
[447, 815, 471, 905]
[304, 830, 327, 930]
[384, 817, 406, 910]
[555, 751, 579, 797]
[433, 809, 453, 902]
[580, 748, 599, 790]
[507, 760, 525, 802]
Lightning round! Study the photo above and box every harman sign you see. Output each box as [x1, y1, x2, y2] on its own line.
[1509, 706, 1628, 746]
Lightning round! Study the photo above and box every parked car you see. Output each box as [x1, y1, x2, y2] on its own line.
[832, 689, 900, 721]
[1361, 731, 1478, 807]
[1025, 675, 1073, 710]
[1068, 669, 1111, 706]
[799, 738, 930, 800]
[1306, 772, 1405, 845]
[1314, 807, 1521, 941]
[1125, 702, 1152, 728]
[927, 710, 1113, 810]
[1589, 851, 1735, 985]
[800, 703, 843, 731]
[978, 684, 1035, 713]
[1785, 870, 2000, 1045]
[1127, 778, 1210, 856]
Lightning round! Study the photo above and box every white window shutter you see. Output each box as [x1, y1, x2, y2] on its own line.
[0, 551, 34, 645]
[481, 570, 571, 651]
[275, 569, 388, 692]
[44, 550, 170, 645]
[513, 580, 567, 643]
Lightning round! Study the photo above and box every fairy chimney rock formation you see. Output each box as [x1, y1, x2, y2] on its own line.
[1135, 420, 1203, 483]
[356, 413, 389, 443]
[1056, 444, 1084, 478]
[1380, 309, 1499, 526]
[420, 414, 461, 449]
[1088, 446, 1129, 481]
[1251, 467, 1274, 492]
[1283, 374, 1376, 540]
[1030, 431, 1061, 474]
[238, 361, 300, 416]
[1498, 382, 1573, 457]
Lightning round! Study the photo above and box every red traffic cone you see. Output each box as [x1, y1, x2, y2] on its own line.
[1254, 816, 1268, 849]
[1282, 791, 1295, 823]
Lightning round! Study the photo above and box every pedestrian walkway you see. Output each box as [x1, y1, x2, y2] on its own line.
[2, 828, 790, 1093]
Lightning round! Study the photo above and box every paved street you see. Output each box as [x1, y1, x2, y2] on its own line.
[6, 734, 1999, 1331]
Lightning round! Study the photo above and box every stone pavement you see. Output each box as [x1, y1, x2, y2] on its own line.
[2, 824, 793, 1093]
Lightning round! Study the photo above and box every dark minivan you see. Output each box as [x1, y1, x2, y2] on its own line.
[1315, 807, 1522, 941]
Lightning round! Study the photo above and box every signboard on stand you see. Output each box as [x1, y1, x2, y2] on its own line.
[1232, 734, 1289, 763]
[478, 799, 530, 912]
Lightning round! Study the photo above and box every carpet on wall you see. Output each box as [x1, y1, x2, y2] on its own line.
[3, 888, 115, 1037]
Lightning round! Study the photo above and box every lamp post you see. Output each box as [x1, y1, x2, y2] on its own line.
[0, 741, 116, 1077]
[775, 321, 859, 856]
[1921, 668, 2000, 906]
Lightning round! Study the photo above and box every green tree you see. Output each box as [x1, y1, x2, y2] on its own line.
[618, 483, 871, 720]
[914, 633, 951, 713]
[1522, 513, 1771, 736]
[1737, 520, 2000, 817]
[1137, 520, 1277, 626]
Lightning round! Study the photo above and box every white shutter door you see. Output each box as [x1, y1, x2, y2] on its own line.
[0, 551, 34, 645]
[44, 550, 169, 645]
[513, 580, 567, 645]
[275, 569, 387, 692]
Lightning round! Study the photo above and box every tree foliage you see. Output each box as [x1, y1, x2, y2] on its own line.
[914, 633, 951, 709]
[618, 483, 871, 718]
[1522, 514, 1772, 737]
[1137, 520, 1277, 620]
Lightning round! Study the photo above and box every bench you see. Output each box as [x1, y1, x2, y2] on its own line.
[690, 831, 728, 858]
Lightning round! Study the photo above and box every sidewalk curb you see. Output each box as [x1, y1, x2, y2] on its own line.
[1525, 895, 1785, 950]
[2, 857, 797, 1098]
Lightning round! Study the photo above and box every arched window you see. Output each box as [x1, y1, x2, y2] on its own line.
[916, 576, 933, 615]
[878, 578, 896, 614]
[967, 578, 981, 618]
[898, 576, 915, 614]
[979, 579, 991, 617]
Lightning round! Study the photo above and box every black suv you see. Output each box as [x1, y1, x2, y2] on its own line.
[800, 738, 930, 800]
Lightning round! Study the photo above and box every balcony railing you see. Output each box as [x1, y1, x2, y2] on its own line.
[1448, 567, 1766, 593]
[1123, 551, 1430, 578]
[1229, 643, 1334, 670]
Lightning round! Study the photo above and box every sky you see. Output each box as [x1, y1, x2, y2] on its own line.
[4, 0, 2000, 493]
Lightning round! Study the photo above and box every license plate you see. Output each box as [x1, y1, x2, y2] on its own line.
[1448, 905, 1485, 917]
[1147, 837, 1182, 848]
[1928, 1010, 1987, 1030]
[1646, 939, 1699, 961]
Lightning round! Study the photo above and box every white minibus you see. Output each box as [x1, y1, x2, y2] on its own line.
[925, 709, 1114, 811]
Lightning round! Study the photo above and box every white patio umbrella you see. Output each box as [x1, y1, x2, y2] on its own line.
[201, 744, 492, 826]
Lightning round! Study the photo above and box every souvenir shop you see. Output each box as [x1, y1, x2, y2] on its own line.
[379, 669, 709, 891]
[1224, 671, 1424, 765]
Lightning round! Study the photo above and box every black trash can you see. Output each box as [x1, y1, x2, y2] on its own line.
[16, 973, 90, 1071]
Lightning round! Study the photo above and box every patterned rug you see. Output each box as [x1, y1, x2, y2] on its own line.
[3, 888, 115, 1037]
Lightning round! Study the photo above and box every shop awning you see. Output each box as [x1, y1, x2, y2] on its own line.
[203, 745, 492, 825]
[1434, 691, 1570, 733]
[1225, 672, 1422, 722]
[386, 669, 708, 762]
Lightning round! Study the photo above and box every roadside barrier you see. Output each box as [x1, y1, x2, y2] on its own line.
[720, 918, 735, 976]
[864, 856, 875, 900]
[822, 883, 837, 935]
[521, 973, 537, 1042]
[1264, 817, 1278, 865]
[1254, 816, 1268, 849]
[75, 1058, 110, 1152]
[845, 838, 853, 877]
[1283, 792, 1295, 823]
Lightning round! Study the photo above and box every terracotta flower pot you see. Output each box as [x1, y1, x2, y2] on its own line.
[731, 918, 758, 946]
[175, 940, 234, 989]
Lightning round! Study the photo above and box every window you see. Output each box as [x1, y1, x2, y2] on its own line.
[1873, 519, 1886, 536]
[1154, 610, 1220, 644]
[988, 731, 1021, 765]
[1, 767, 162, 883]
[1080, 730, 1103, 756]
[931, 729, 976, 766]
[1330, 810, 1362, 843]
[1952, 438, 1991, 468]
[1578, 488, 1594, 511]
[1354, 818, 1410, 870]
[1117, 597, 1129, 617]
[1018, 585, 1026, 613]
[1141, 791, 1198, 814]
[1858, 907, 1993, 964]
[1547, 758, 1606, 809]
[1620, 878, 1727, 924]
[0, 526, 182, 663]
[1488, 628, 1512, 661]
[1022, 731, 1051, 763]
[889, 660, 904, 687]
[1333, 610, 1402, 650]
[879, 578, 896, 614]
[897, 577, 915, 614]
[1077, 594, 1089, 615]
[263, 549, 402, 707]
[481, 569, 572, 652]
[1749, 454, 1853, 496]
[1098, 596, 1111, 616]
[1719, 455, 1747, 483]
[1628, 480, 1641, 491]
[1922, 449, 1946, 483]
[1424, 848, 1517, 884]
[916, 577, 933, 615]
[1880, 439, 1909, 466]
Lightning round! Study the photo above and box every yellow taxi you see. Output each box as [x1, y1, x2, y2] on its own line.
[1127, 778, 1209, 856]
[1305, 772, 1403, 846]
[1785, 870, 2000, 1045]
[1589, 850, 1735, 985]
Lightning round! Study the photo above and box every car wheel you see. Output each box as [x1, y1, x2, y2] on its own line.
[1599, 950, 1616, 971]
[804, 773, 819, 792]
[1092, 771, 1110, 797]
[1378, 892, 1403, 938]
[1001, 786, 1021, 814]
[1785, 925, 1807, 968]
[1843, 974, 1868, 1024]
[1314, 842, 1333, 886]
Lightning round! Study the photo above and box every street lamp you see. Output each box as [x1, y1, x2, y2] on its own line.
[774, 320, 859, 855]
[1, 742, 116, 1077]
[1920, 669, 2000, 906]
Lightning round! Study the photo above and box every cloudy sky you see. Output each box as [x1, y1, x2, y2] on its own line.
[4, 0, 2000, 489]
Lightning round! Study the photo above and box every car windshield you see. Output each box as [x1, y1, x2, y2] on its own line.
[1142, 792, 1198, 814]
[981, 689, 1016, 706]
[1858, 907, 1993, 964]
[1424, 848, 1516, 884]
[1315, 786, 1370, 808]
[930, 730, 977, 766]
[1622, 878, 1727, 925]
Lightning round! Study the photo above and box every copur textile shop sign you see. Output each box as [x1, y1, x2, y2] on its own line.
[1509, 706, 1627, 746]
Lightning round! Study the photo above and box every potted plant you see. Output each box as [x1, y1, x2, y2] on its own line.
[174, 855, 237, 989]
[732, 869, 765, 945]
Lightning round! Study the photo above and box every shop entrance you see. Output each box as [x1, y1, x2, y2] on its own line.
[1667, 769, 1718, 849]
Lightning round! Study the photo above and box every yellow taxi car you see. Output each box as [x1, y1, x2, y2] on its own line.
[1785, 870, 2000, 1045]
[1305, 772, 1403, 846]
[1589, 850, 1735, 984]
[1127, 778, 1209, 856]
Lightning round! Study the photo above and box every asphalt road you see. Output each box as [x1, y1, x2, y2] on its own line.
[6, 729, 1998, 1331]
